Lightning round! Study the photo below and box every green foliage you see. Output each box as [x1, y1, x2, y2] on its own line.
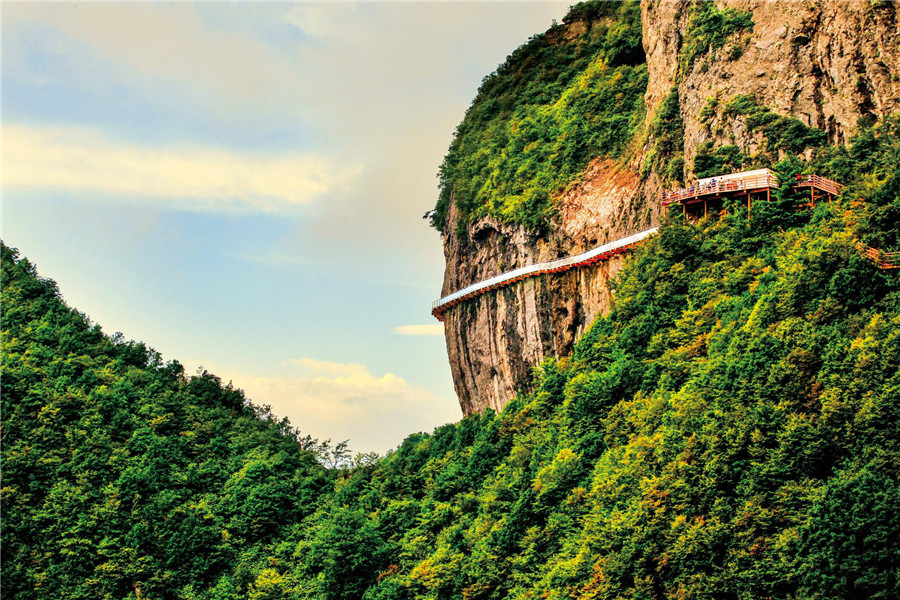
[1, 244, 332, 599]
[646, 87, 686, 183]
[693, 141, 747, 178]
[6, 120, 900, 599]
[810, 115, 900, 249]
[432, 1, 647, 233]
[724, 94, 828, 154]
[699, 97, 719, 122]
[679, 0, 754, 72]
[695, 95, 831, 177]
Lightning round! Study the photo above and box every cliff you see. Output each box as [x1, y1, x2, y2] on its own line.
[441, 159, 652, 414]
[643, 0, 900, 167]
[439, 0, 900, 415]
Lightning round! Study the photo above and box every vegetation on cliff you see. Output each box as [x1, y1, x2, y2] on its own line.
[678, 0, 754, 73]
[4, 118, 900, 599]
[430, 0, 759, 232]
[431, 0, 647, 233]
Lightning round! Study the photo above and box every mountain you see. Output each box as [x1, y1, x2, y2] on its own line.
[1, 244, 332, 598]
[434, 0, 900, 414]
[4, 1, 900, 598]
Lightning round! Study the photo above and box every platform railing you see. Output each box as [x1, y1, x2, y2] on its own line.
[794, 174, 843, 197]
[432, 227, 658, 319]
[662, 173, 779, 205]
[858, 243, 900, 270]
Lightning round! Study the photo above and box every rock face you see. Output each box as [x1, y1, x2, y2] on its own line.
[441, 0, 900, 416]
[440, 160, 652, 415]
[643, 0, 900, 167]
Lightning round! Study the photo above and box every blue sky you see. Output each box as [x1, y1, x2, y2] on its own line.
[2, 1, 570, 454]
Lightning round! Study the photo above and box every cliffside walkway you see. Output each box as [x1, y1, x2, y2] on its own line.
[432, 228, 658, 321]
[433, 171, 887, 321]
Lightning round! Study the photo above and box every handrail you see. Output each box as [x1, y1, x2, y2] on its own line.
[662, 173, 844, 206]
[794, 174, 843, 197]
[858, 242, 900, 270]
[432, 227, 658, 320]
[662, 173, 779, 205]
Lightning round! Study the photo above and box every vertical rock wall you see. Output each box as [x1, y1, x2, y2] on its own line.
[643, 0, 900, 165]
[440, 160, 650, 415]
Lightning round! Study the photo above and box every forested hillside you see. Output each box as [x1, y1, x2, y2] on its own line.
[4, 116, 900, 599]
[0, 246, 333, 598]
[431, 1, 647, 232]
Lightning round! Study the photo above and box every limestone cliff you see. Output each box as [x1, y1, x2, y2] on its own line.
[643, 0, 900, 169]
[440, 0, 900, 416]
[441, 160, 652, 415]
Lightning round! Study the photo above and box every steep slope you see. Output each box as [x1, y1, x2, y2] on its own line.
[436, 0, 900, 415]
[4, 117, 899, 599]
[0, 245, 332, 599]
[289, 121, 900, 599]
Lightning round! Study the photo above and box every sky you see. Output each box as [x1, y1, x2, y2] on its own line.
[1, 1, 572, 455]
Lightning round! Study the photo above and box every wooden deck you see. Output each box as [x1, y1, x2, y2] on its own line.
[663, 173, 842, 205]
[662, 172, 777, 206]
[662, 171, 844, 218]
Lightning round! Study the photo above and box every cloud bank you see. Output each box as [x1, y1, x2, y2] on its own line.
[393, 324, 445, 336]
[3, 125, 359, 212]
[215, 358, 460, 455]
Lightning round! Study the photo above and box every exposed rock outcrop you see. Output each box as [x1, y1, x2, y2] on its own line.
[643, 0, 900, 169]
[441, 160, 650, 415]
[441, 0, 900, 416]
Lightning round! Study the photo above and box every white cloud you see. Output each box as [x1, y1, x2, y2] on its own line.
[2, 125, 360, 212]
[286, 357, 368, 376]
[3, 3, 300, 110]
[217, 358, 460, 454]
[284, 4, 358, 38]
[393, 324, 444, 336]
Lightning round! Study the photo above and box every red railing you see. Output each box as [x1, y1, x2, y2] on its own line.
[662, 173, 779, 205]
[432, 228, 658, 321]
[859, 243, 900, 270]
[795, 174, 843, 197]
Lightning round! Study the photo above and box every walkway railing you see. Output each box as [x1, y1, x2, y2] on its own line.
[662, 173, 843, 206]
[432, 227, 658, 321]
[662, 173, 778, 205]
[795, 174, 843, 197]
[859, 243, 900, 270]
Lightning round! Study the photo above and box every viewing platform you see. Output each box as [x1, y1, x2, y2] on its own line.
[432, 228, 658, 321]
[662, 168, 778, 207]
[662, 169, 843, 218]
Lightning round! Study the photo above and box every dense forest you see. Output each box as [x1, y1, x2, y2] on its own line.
[4, 115, 900, 599]
[5, 0, 900, 597]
